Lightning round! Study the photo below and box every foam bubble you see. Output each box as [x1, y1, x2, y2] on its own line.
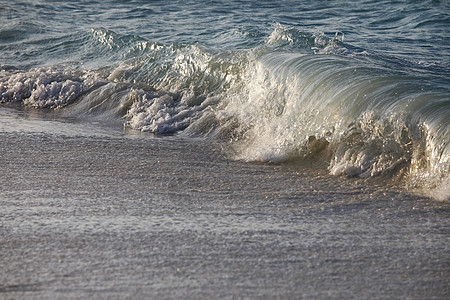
[124, 88, 216, 134]
[0, 68, 99, 108]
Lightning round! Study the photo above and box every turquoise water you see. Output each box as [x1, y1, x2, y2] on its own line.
[1, 0, 449, 64]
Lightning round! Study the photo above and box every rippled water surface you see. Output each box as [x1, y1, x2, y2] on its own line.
[1, 0, 449, 298]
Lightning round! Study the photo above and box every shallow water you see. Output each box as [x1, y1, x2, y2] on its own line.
[1, 0, 449, 298]
[1, 107, 449, 299]
[1, 0, 449, 199]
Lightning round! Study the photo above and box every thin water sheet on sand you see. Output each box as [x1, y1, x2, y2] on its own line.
[0, 108, 449, 299]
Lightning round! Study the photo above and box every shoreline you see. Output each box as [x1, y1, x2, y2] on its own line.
[1, 109, 449, 299]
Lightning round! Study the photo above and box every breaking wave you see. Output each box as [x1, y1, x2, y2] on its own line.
[1, 25, 448, 200]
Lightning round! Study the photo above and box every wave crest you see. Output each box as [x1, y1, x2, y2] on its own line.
[1, 26, 448, 200]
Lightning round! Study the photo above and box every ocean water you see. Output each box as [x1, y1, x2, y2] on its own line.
[1, 0, 449, 298]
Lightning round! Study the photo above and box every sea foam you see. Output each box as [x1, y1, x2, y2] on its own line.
[0, 26, 448, 200]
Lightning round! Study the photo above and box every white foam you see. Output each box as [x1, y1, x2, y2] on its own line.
[0, 68, 98, 108]
[429, 176, 450, 201]
[124, 89, 209, 134]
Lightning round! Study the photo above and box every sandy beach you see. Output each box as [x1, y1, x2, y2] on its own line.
[1, 108, 448, 299]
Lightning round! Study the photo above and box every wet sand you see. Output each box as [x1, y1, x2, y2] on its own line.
[1, 108, 449, 299]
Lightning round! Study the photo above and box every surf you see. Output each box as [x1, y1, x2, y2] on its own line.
[0, 25, 448, 200]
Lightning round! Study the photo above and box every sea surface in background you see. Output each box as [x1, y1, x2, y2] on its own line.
[0, 0, 449, 298]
